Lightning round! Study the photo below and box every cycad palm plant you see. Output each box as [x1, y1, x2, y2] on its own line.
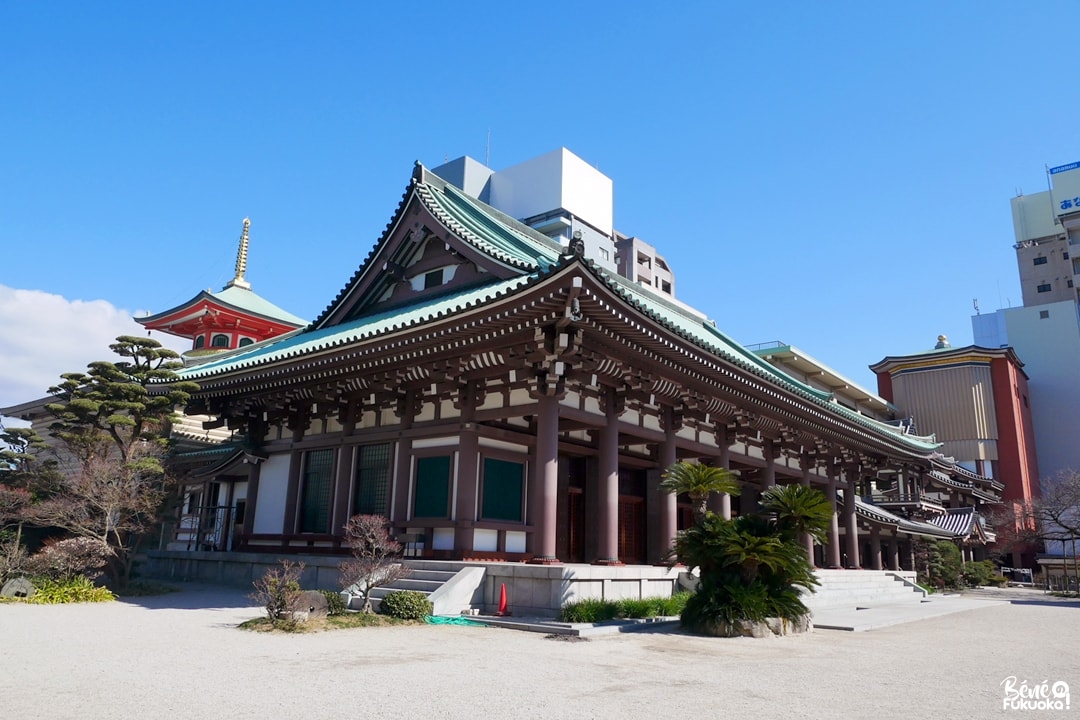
[659, 461, 741, 523]
[760, 483, 833, 544]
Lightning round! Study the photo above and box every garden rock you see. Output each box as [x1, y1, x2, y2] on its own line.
[696, 615, 812, 638]
[1, 577, 36, 600]
[297, 590, 328, 619]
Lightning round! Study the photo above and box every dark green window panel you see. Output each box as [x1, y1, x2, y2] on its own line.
[300, 449, 335, 533]
[482, 458, 524, 522]
[354, 443, 392, 516]
[413, 455, 451, 518]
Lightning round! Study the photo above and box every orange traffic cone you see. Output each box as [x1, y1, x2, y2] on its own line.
[494, 582, 511, 616]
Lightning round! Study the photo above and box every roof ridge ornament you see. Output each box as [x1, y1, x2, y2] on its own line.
[227, 218, 252, 290]
[561, 229, 586, 259]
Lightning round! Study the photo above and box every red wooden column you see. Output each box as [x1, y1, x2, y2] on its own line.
[762, 438, 776, 489]
[826, 460, 842, 569]
[844, 465, 862, 569]
[869, 525, 883, 570]
[657, 404, 678, 563]
[887, 532, 901, 571]
[453, 383, 481, 555]
[530, 393, 561, 564]
[596, 386, 621, 564]
[799, 453, 815, 563]
[707, 425, 733, 520]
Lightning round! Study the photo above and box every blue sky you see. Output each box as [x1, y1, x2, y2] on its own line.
[2, 2, 1078, 408]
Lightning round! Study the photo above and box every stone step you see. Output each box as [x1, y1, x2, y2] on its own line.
[405, 569, 458, 582]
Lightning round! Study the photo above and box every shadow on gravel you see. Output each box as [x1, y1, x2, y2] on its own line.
[117, 583, 257, 611]
[1009, 599, 1080, 609]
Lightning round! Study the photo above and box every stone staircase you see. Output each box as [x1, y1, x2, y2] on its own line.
[802, 570, 926, 612]
[346, 561, 486, 616]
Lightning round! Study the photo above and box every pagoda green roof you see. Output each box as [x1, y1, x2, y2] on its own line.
[211, 285, 308, 327]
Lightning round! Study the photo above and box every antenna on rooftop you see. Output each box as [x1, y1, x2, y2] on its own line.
[485, 129, 491, 166]
[973, 298, 980, 315]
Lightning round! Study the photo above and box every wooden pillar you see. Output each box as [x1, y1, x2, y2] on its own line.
[530, 393, 560, 563]
[391, 438, 412, 524]
[826, 462, 842, 568]
[453, 425, 479, 555]
[888, 533, 900, 571]
[390, 391, 417, 527]
[454, 385, 480, 556]
[707, 425, 732, 520]
[596, 387, 620, 564]
[869, 525, 883, 570]
[762, 439, 776, 489]
[657, 405, 678, 563]
[844, 466, 861, 569]
[241, 460, 261, 538]
[800, 454, 814, 564]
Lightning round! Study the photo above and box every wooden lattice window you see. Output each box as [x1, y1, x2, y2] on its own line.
[354, 443, 391, 516]
[299, 449, 335, 533]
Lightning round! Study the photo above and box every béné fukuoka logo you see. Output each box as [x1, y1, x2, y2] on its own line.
[1001, 676, 1071, 711]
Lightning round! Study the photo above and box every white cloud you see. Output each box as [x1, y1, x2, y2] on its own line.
[0, 285, 189, 412]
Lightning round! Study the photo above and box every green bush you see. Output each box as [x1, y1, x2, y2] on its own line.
[27, 575, 116, 604]
[654, 592, 691, 617]
[559, 598, 619, 623]
[558, 593, 691, 622]
[962, 560, 996, 587]
[321, 589, 347, 616]
[987, 574, 1010, 587]
[379, 590, 432, 620]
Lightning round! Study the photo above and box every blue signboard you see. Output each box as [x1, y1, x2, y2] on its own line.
[1050, 161, 1080, 175]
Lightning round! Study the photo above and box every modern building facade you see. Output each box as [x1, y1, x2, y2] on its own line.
[972, 160, 1080, 482]
[870, 336, 1040, 566]
[1011, 162, 1080, 307]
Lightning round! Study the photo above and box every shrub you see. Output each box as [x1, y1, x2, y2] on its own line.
[916, 539, 964, 589]
[0, 536, 28, 584]
[559, 598, 619, 623]
[24, 537, 113, 581]
[250, 560, 305, 624]
[338, 515, 411, 614]
[27, 575, 115, 604]
[379, 590, 432, 620]
[987, 575, 1010, 587]
[558, 594, 690, 622]
[321, 589, 347, 616]
[962, 560, 996, 588]
[616, 598, 656, 619]
[656, 591, 692, 617]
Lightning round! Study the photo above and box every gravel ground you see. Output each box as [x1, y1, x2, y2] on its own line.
[1, 584, 1077, 720]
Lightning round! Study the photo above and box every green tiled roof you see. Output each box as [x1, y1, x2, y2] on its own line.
[419, 176, 561, 270]
[211, 285, 308, 326]
[173, 162, 941, 455]
[588, 263, 941, 452]
[176, 276, 531, 380]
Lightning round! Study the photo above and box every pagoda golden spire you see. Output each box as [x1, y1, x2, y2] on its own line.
[228, 218, 252, 290]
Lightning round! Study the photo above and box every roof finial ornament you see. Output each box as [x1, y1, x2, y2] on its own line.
[228, 218, 252, 290]
[935, 334, 950, 349]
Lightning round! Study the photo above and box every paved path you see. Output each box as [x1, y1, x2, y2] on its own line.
[1, 584, 1077, 719]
